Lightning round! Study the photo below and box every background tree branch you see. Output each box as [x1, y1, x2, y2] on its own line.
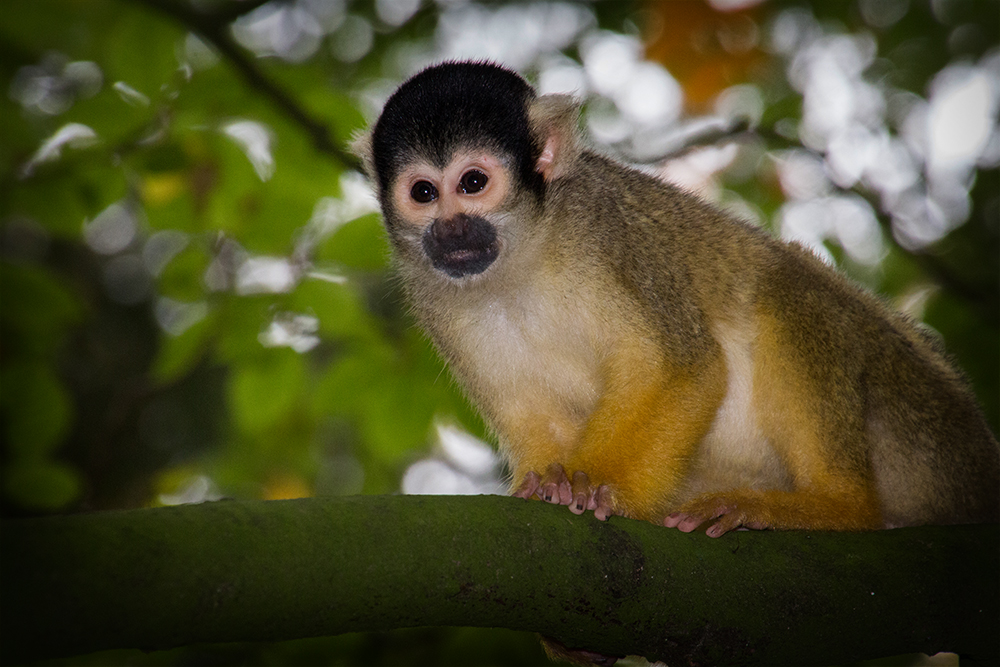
[1, 495, 996, 666]
[136, 0, 360, 169]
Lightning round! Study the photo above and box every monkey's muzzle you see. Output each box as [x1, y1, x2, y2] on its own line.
[422, 213, 499, 278]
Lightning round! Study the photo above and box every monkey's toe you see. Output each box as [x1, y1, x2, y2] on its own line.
[512, 471, 541, 499]
[667, 495, 773, 537]
[663, 512, 706, 532]
[539, 463, 572, 505]
[568, 471, 616, 520]
[592, 485, 615, 521]
[570, 470, 596, 514]
[514, 466, 620, 520]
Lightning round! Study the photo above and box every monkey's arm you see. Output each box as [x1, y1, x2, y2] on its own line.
[513, 337, 729, 524]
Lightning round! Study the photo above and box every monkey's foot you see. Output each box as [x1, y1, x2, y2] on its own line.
[664, 495, 769, 538]
[512, 464, 617, 521]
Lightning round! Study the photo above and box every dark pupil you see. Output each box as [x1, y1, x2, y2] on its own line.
[411, 181, 437, 203]
[459, 170, 488, 194]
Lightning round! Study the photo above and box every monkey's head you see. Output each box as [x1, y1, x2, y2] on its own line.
[355, 62, 578, 282]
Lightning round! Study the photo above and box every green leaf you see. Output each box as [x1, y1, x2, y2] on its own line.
[200, 121, 343, 254]
[0, 361, 74, 458]
[228, 350, 307, 435]
[313, 346, 393, 418]
[137, 139, 204, 233]
[313, 334, 457, 466]
[2, 459, 82, 511]
[156, 243, 211, 302]
[213, 295, 279, 364]
[0, 261, 85, 358]
[317, 213, 391, 272]
[289, 279, 381, 342]
[359, 379, 436, 460]
[150, 311, 215, 384]
[99, 5, 186, 102]
[5, 161, 125, 237]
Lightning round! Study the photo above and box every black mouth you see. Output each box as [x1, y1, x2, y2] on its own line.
[423, 214, 499, 278]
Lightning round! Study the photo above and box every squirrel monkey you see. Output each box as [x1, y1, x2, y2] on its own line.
[355, 61, 999, 538]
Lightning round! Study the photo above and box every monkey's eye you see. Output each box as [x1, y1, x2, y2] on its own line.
[410, 181, 438, 203]
[459, 170, 488, 194]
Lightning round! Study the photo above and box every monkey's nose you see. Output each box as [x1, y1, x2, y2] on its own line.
[431, 214, 471, 241]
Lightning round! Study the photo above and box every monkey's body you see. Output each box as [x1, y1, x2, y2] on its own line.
[407, 149, 998, 529]
[360, 62, 999, 537]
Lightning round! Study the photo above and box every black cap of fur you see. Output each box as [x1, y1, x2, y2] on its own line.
[371, 61, 543, 200]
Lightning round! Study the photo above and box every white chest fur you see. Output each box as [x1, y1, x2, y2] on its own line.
[441, 273, 608, 453]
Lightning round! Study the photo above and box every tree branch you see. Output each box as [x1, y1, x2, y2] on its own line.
[616, 116, 754, 164]
[1, 495, 996, 665]
[136, 0, 360, 170]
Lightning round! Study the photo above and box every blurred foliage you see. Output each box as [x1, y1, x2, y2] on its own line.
[0, 0, 488, 516]
[0, 0, 997, 664]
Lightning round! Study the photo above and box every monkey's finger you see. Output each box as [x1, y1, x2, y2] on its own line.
[512, 470, 541, 499]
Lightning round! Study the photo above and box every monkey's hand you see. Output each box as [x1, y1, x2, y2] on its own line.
[664, 494, 772, 538]
[512, 464, 618, 521]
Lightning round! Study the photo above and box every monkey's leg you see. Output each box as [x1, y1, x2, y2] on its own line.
[666, 484, 883, 537]
[664, 392, 884, 536]
[662, 307, 886, 537]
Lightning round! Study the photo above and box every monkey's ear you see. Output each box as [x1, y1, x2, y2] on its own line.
[349, 130, 376, 180]
[529, 94, 580, 182]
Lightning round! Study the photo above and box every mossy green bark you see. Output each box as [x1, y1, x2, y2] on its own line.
[1, 495, 996, 665]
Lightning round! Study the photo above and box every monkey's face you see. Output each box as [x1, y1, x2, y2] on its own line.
[387, 150, 514, 280]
